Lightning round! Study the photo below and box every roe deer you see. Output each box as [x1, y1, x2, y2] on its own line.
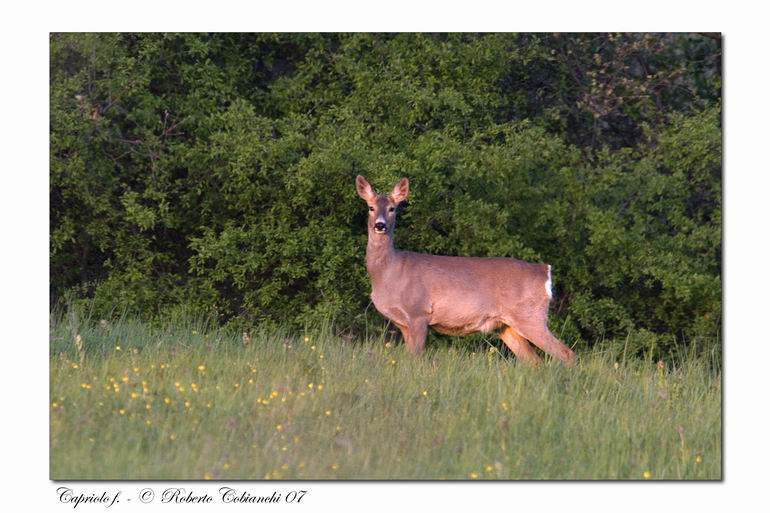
[356, 175, 575, 366]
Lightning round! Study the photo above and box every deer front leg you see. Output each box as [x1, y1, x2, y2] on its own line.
[405, 317, 428, 355]
[394, 323, 410, 347]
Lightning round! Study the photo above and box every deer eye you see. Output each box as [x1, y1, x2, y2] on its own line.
[388, 207, 395, 212]
[368, 206, 374, 212]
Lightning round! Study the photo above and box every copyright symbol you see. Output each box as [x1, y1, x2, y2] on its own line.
[139, 488, 155, 503]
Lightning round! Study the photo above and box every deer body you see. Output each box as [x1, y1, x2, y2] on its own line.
[357, 175, 575, 365]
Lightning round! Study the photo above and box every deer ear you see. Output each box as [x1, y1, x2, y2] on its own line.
[390, 178, 409, 204]
[356, 175, 376, 202]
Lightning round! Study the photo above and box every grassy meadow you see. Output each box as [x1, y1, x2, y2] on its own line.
[50, 313, 721, 480]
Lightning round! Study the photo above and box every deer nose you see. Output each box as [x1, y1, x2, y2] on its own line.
[374, 221, 387, 232]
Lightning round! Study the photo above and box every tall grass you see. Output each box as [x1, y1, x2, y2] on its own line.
[50, 313, 720, 480]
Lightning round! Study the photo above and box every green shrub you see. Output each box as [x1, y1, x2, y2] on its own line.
[50, 33, 721, 357]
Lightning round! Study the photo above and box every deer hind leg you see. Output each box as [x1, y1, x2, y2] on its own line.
[499, 326, 541, 366]
[516, 320, 575, 366]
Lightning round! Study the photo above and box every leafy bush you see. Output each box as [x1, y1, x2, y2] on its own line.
[50, 33, 721, 356]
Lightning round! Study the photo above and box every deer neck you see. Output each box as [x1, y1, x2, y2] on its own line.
[366, 233, 396, 285]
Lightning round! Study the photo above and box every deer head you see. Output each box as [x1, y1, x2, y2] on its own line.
[356, 175, 409, 239]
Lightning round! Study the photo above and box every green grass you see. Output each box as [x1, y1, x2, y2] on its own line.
[50, 313, 721, 480]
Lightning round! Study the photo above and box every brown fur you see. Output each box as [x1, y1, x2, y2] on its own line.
[356, 175, 575, 366]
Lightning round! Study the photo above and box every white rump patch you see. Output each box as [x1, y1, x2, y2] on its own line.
[545, 265, 552, 300]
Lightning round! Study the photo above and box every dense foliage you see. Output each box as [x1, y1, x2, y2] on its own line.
[50, 33, 721, 356]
